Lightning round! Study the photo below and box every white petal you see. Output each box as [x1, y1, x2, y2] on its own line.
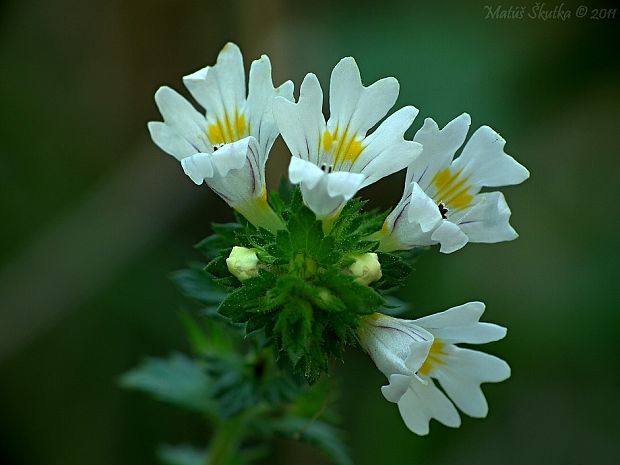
[381, 373, 413, 403]
[434, 346, 510, 417]
[289, 155, 364, 218]
[246, 55, 294, 159]
[397, 378, 461, 435]
[379, 186, 436, 252]
[326, 171, 365, 199]
[406, 113, 471, 190]
[449, 347, 511, 383]
[431, 220, 469, 253]
[148, 121, 199, 161]
[416, 301, 485, 326]
[328, 57, 399, 136]
[153, 87, 211, 154]
[210, 137, 255, 177]
[181, 137, 262, 204]
[215, 137, 263, 202]
[403, 328, 434, 372]
[274, 73, 325, 165]
[303, 173, 365, 219]
[407, 182, 443, 232]
[413, 301, 507, 345]
[183, 42, 246, 120]
[288, 156, 324, 190]
[435, 368, 489, 418]
[356, 106, 422, 187]
[382, 185, 411, 234]
[456, 191, 518, 243]
[451, 125, 529, 188]
[181, 153, 214, 185]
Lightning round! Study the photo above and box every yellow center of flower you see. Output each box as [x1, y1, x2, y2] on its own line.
[322, 126, 364, 166]
[431, 168, 473, 210]
[208, 110, 248, 145]
[418, 339, 447, 376]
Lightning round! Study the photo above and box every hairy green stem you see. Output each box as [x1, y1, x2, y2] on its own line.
[207, 416, 244, 465]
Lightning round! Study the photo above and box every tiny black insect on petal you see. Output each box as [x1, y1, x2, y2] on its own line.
[320, 163, 334, 174]
[438, 202, 449, 219]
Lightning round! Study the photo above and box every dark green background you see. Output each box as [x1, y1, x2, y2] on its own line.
[1, 1, 618, 464]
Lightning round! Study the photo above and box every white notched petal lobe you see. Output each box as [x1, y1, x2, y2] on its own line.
[183, 42, 246, 117]
[181, 153, 214, 185]
[433, 346, 510, 418]
[288, 156, 324, 189]
[357, 106, 422, 187]
[435, 374, 488, 418]
[406, 113, 471, 189]
[326, 171, 365, 198]
[413, 302, 507, 345]
[153, 87, 211, 156]
[181, 137, 261, 203]
[456, 192, 518, 243]
[430, 220, 469, 253]
[397, 379, 461, 435]
[274, 73, 325, 164]
[305, 172, 364, 218]
[289, 157, 364, 218]
[416, 301, 485, 326]
[213, 42, 246, 111]
[148, 121, 198, 161]
[210, 137, 254, 176]
[348, 76, 399, 135]
[453, 347, 511, 383]
[288, 158, 364, 219]
[381, 373, 412, 403]
[452, 125, 530, 188]
[360, 106, 419, 160]
[154, 86, 208, 131]
[246, 55, 294, 158]
[328, 57, 399, 135]
[407, 182, 442, 232]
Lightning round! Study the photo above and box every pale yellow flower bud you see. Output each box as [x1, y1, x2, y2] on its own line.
[226, 246, 260, 281]
[349, 252, 382, 285]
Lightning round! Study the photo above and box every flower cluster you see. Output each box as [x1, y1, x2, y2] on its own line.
[148, 43, 528, 436]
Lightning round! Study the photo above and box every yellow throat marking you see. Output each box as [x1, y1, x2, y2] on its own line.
[418, 340, 447, 376]
[322, 126, 364, 166]
[208, 110, 248, 145]
[431, 168, 473, 210]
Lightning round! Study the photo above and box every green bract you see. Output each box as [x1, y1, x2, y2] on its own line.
[196, 183, 415, 383]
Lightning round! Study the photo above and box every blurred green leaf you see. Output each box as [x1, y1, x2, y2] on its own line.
[157, 444, 208, 465]
[196, 222, 243, 259]
[119, 353, 213, 413]
[289, 376, 340, 424]
[177, 310, 211, 357]
[170, 265, 230, 305]
[271, 417, 353, 465]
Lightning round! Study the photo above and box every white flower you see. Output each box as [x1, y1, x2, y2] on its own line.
[147, 42, 293, 231]
[226, 246, 260, 281]
[357, 313, 434, 401]
[378, 113, 530, 253]
[273, 57, 422, 219]
[359, 302, 510, 435]
[349, 253, 382, 285]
